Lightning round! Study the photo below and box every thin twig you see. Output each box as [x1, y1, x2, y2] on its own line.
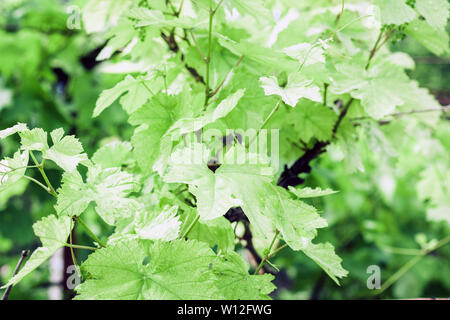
[210, 55, 244, 98]
[74, 216, 106, 248]
[254, 231, 280, 274]
[375, 235, 450, 295]
[2, 250, 29, 300]
[180, 214, 200, 239]
[189, 29, 207, 62]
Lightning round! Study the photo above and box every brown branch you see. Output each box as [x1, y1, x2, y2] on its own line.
[2, 250, 29, 300]
[161, 31, 205, 84]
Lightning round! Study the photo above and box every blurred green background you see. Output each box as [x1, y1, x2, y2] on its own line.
[0, 0, 449, 300]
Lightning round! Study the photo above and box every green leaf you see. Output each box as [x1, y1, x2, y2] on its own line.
[0, 150, 29, 191]
[92, 141, 133, 168]
[289, 103, 337, 142]
[0, 123, 28, 139]
[56, 166, 138, 225]
[406, 19, 450, 55]
[55, 170, 91, 218]
[301, 242, 348, 285]
[218, 35, 296, 72]
[163, 144, 347, 282]
[86, 166, 138, 225]
[134, 206, 181, 241]
[93, 75, 154, 117]
[213, 251, 275, 299]
[415, 0, 449, 32]
[331, 59, 414, 119]
[43, 128, 88, 172]
[164, 144, 241, 221]
[75, 239, 221, 299]
[184, 209, 235, 252]
[127, 8, 201, 29]
[283, 43, 325, 66]
[19, 128, 48, 151]
[260, 73, 322, 107]
[289, 186, 338, 198]
[376, 0, 416, 25]
[1, 215, 72, 288]
[167, 89, 245, 137]
[129, 93, 196, 173]
[82, 0, 131, 33]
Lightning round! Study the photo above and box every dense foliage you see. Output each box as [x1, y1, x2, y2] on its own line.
[0, 0, 449, 300]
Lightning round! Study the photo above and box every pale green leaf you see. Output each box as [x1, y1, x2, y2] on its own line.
[260, 73, 322, 107]
[213, 251, 275, 299]
[289, 103, 337, 142]
[19, 128, 48, 151]
[2, 215, 72, 287]
[93, 75, 153, 117]
[75, 239, 221, 299]
[406, 19, 450, 55]
[135, 206, 181, 241]
[289, 186, 338, 198]
[415, 0, 449, 32]
[283, 43, 325, 66]
[302, 242, 348, 285]
[0, 150, 29, 191]
[0, 123, 28, 139]
[92, 141, 133, 168]
[43, 129, 88, 172]
[376, 0, 416, 25]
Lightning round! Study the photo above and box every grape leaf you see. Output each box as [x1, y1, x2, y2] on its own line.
[260, 73, 322, 107]
[283, 43, 325, 66]
[0, 150, 29, 191]
[75, 239, 221, 299]
[406, 19, 450, 55]
[134, 206, 181, 241]
[1, 215, 72, 288]
[93, 75, 155, 117]
[301, 242, 348, 285]
[183, 208, 235, 252]
[0, 123, 28, 139]
[289, 186, 338, 198]
[56, 166, 138, 225]
[127, 8, 201, 29]
[289, 103, 337, 142]
[19, 128, 48, 151]
[376, 0, 416, 25]
[213, 251, 275, 299]
[415, 0, 449, 32]
[92, 141, 133, 168]
[43, 128, 88, 173]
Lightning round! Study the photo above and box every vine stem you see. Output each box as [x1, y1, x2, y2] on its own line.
[68, 220, 81, 279]
[180, 214, 200, 239]
[23, 175, 51, 193]
[204, 1, 214, 106]
[254, 230, 281, 275]
[29, 151, 57, 196]
[336, 0, 345, 25]
[210, 55, 244, 98]
[74, 216, 106, 248]
[190, 29, 207, 62]
[1, 250, 29, 300]
[64, 243, 97, 251]
[375, 235, 450, 295]
[258, 98, 282, 134]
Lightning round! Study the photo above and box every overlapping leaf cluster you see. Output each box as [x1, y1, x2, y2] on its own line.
[1, 0, 449, 300]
